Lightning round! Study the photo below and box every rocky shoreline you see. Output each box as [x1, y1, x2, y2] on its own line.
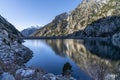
[0, 31, 76, 80]
[0, 40, 76, 80]
[0, 66, 76, 80]
[0, 15, 76, 80]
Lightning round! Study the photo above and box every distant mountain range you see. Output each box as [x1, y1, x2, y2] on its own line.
[32, 0, 120, 38]
[21, 25, 41, 37]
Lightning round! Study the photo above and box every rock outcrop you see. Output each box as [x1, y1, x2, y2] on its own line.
[0, 67, 76, 80]
[112, 32, 120, 48]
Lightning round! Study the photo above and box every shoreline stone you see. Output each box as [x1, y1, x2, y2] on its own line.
[112, 33, 120, 48]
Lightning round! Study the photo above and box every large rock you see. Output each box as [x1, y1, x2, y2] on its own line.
[15, 68, 76, 80]
[1, 72, 15, 80]
[112, 33, 120, 48]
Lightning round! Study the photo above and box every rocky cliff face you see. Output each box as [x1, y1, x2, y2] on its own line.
[69, 0, 120, 37]
[32, 12, 68, 37]
[66, 0, 109, 34]
[33, 0, 120, 38]
[70, 0, 120, 37]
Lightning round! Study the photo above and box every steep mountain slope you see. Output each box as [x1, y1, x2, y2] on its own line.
[0, 14, 32, 63]
[70, 0, 120, 37]
[32, 12, 68, 37]
[0, 15, 22, 38]
[0, 15, 33, 78]
[21, 26, 40, 37]
[33, 0, 120, 37]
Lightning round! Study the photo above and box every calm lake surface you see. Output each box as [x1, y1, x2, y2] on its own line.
[23, 39, 120, 80]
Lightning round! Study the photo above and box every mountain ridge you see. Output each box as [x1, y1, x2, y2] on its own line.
[32, 0, 120, 38]
[32, 12, 68, 36]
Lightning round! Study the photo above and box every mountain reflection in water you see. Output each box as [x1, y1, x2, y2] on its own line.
[24, 39, 120, 80]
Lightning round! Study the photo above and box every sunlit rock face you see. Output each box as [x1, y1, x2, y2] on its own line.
[46, 39, 120, 80]
[67, 0, 108, 33]
[68, 0, 120, 36]
[32, 0, 120, 37]
[68, 0, 120, 37]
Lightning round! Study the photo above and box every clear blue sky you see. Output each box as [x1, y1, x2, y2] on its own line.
[0, 0, 82, 31]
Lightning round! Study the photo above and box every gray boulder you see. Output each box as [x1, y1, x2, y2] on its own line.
[112, 33, 120, 48]
[1, 72, 15, 80]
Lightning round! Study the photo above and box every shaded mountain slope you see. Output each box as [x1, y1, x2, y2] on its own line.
[0, 14, 33, 64]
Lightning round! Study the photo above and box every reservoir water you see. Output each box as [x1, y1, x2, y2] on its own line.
[23, 39, 120, 80]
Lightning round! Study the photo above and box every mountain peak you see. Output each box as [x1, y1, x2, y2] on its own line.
[53, 12, 68, 23]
